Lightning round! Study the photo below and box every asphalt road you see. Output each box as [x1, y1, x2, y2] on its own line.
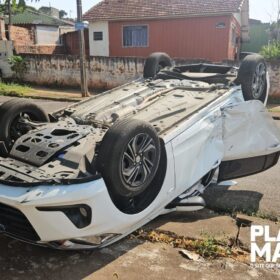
[204, 120, 280, 217]
[0, 96, 72, 113]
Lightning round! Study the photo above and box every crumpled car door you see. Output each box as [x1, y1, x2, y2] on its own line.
[218, 100, 280, 182]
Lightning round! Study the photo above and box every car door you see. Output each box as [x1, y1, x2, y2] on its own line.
[218, 100, 280, 182]
[171, 109, 223, 193]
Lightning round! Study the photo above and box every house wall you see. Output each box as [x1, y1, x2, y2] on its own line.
[9, 25, 36, 46]
[89, 21, 109, 56]
[108, 16, 233, 62]
[36, 25, 61, 45]
[63, 29, 90, 56]
[227, 16, 241, 61]
[9, 25, 69, 55]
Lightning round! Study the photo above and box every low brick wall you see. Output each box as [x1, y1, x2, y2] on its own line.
[22, 55, 280, 95]
[16, 45, 65, 55]
[267, 60, 280, 98]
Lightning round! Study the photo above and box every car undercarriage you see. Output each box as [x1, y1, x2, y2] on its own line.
[0, 64, 235, 186]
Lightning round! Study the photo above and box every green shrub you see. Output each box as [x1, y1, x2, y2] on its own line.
[260, 41, 280, 59]
[8, 55, 27, 81]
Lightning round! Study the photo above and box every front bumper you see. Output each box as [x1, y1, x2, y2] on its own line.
[0, 179, 138, 249]
[0, 175, 173, 250]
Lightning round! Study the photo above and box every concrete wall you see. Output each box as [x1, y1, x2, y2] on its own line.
[89, 22, 109, 56]
[267, 60, 280, 98]
[23, 55, 145, 89]
[0, 41, 13, 78]
[22, 55, 280, 97]
[0, 17, 6, 40]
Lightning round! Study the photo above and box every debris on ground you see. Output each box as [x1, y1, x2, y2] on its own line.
[179, 249, 203, 261]
[131, 229, 251, 263]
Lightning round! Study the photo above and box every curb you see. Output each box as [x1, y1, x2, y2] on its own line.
[23, 95, 83, 102]
[0, 94, 83, 103]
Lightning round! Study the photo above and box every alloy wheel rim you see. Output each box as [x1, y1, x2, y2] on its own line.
[252, 62, 266, 99]
[121, 133, 157, 188]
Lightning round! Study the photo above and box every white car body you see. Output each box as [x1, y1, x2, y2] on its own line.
[0, 53, 279, 250]
[0, 79, 279, 250]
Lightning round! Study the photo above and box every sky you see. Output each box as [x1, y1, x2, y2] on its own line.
[27, 0, 279, 23]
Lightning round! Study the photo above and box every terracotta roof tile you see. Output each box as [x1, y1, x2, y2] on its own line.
[84, 0, 244, 21]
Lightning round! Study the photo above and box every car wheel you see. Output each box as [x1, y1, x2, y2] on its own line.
[0, 99, 49, 151]
[143, 52, 173, 79]
[98, 119, 161, 198]
[237, 54, 267, 103]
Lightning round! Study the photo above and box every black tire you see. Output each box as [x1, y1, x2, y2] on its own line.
[98, 119, 161, 198]
[0, 99, 49, 151]
[237, 54, 267, 103]
[143, 52, 173, 79]
[239, 52, 256, 61]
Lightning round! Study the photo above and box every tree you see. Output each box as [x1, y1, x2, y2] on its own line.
[0, 0, 39, 15]
[17, 0, 26, 10]
[59, 9, 67, 19]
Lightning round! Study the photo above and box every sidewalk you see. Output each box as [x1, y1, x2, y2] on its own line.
[1, 210, 279, 280]
[26, 87, 93, 102]
[268, 104, 280, 119]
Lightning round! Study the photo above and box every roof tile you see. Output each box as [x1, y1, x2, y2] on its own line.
[83, 0, 244, 21]
[5, 9, 74, 26]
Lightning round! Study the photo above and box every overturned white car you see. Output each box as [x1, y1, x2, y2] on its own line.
[0, 53, 279, 249]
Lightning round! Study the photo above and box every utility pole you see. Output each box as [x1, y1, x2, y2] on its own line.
[8, 0, 12, 40]
[76, 0, 89, 97]
[277, 0, 280, 41]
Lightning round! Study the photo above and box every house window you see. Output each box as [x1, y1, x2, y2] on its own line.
[94, 31, 103, 41]
[216, 22, 226, 29]
[123, 25, 148, 47]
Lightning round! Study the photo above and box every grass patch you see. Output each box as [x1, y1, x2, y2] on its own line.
[132, 229, 250, 262]
[268, 96, 280, 105]
[0, 82, 34, 97]
[208, 206, 279, 223]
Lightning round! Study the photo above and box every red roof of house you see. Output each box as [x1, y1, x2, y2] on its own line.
[84, 0, 244, 21]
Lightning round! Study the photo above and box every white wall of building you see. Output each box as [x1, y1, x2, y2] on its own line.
[36, 25, 61, 45]
[89, 21, 109, 56]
